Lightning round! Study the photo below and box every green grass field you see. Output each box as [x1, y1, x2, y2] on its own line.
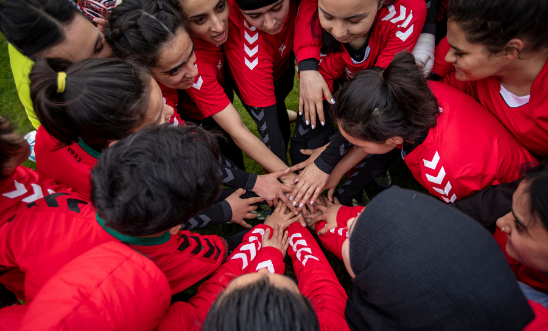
[0, 34, 426, 295]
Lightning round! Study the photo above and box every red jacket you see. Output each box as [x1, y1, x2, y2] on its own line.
[223, 0, 296, 107]
[0, 193, 226, 303]
[178, 37, 231, 120]
[157, 224, 285, 330]
[295, 0, 426, 91]
[403, 82, 536, 203]
[442, 58, 548, 156]
[313, 206, 362, 260]
[16, 241, 171, 331]
[525, 301, 548, 331]
[431, 36, 453, 77]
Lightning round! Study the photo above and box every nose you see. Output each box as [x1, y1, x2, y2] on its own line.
[445, 48, 456, 64]
[330, 24, 347, 40]
[185, 62, 199, 80]
[211, 15, 223, 33]
[263, 14, 276, 30]
[496, 212, 513, 233]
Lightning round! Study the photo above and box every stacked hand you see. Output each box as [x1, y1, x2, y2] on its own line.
[264, 202, 303, 229]
[305, 196, 343, 235]
[262, 224, 290, 257]
[253, 168, 298, 214]
[288, 146, 330, 211]
[225, 188, 263, 228]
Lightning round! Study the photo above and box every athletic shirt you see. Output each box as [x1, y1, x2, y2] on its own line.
[295, 0, 426, 91]
[442, 59, 548, 156]
[177, 37, 231, 120]
[223, 0, 296, 107]
[35, 126, 101, 201]
[403, 81, 537, 203]
[8, 44, 40, 130]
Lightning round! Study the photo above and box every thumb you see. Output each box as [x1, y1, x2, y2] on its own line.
[327, 187, 335, 202]
[235, 188, 246, 197]
[271, 167, 291, 179]
[300, 149, 315, 156]
[318, 224, 330, 236]
[263, 227, 271, 240]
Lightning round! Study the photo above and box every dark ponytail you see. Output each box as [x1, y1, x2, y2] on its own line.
[448, 0, 548, 54]
[106, 0, 186, 68]
[330, 52, 439, 143]
[0, 0, 78, 59]
[29, 58, 151, 148]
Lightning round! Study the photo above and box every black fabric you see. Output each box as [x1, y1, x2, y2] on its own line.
[423, 0, 441, 35]
[290, 99, 334, 165]
[218, 155, 257, 190]
[222, 229, 252, 253]
[297, 58, 319, 71]
[314, 130, 352, 174]
[0, 282, 17, 308]
[233, 61, 294, 165]
[334, 149, 400, 205]
[343, 34, 371, 63]
[450, 179, 522, 230]
[234, 0, 279, 10]
[345, 186, 535, 331]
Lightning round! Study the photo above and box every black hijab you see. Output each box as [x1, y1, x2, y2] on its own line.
[345, 186, 534, 331]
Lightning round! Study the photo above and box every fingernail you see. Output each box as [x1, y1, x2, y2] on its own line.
[331, 98, 335, 104]
[321, 121, 325, 126]
[299, 203, 304, 208]
[306, 120, 309, 125]
[289, 196, 293, 201]
[310, 200, 314, 204]
[293, 202, 297, 207]
[299, 111, 302, 115]
[311, 125, 315, 129]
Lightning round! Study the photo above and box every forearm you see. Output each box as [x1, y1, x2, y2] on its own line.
[315, 131, 353, 174]
[329, 147, 369, 184]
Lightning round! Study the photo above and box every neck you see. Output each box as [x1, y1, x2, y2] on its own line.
[497, 48, 548, 96]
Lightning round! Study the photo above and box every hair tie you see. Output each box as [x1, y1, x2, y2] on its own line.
[57, 72, 67, 93]
[379, 70, 385, 82]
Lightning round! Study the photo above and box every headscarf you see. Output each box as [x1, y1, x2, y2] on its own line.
[345, 186, 534, 331]
[234, 0, 280, 11]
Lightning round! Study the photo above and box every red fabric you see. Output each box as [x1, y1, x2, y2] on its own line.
[157, 224, 281, 331]
[287, 223, 350, 331]
[436, 0, 448, 22]
[431, 36, 453, 77]
[403, 82, 537, 203]
[295, 0, 426, 91]
[159, 82, 185, 126]
[336, 206, 364, 228]
[0, 304, 26, 331]
[178, 37, 231, 120]
[524, 301, 548, 331]
[493, 228, 548, 295]
[223, 0, 296, 107]
[442, 59, 548, 156]
[18, 242, 171, 331]
[35, 126, 99, 200]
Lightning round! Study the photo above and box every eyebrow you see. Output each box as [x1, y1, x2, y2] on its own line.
[448, 42, 464, 52]
[162, 43, 195, 74]
[319, 7, 367, 19]
[189, 0, 224, 18]
[512, 209, 528, 230]
[241, 0, 283, 15]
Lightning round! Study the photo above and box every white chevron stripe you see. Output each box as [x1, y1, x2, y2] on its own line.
[240, 243, 257, 260]
[302, 255, 319, 266]
[245, 57, 258, 70]
[243, 20, 256, 31]
[192, 76, 203, 90]
[396, 25, 414, 42]
[400, 10, 413, 28]
[232, 253, 248, 269]
[22, 184, 43, 203]
[390, 6, 406, 23]
[338, 228, 344, 236]
[289, 233, 302, 246]
[244, 44, 258, 57]
[292, 239, 307, 251]
[252, 228, 265, 236]
[426, 166, 446, 185]
[296, 247, 312, 260]
[2, 180, 27, 198]
[256, 260, 275, 274]
[442, 194, 457, 203]
[244, 31, 258, 44]
[432, 181, 452, 196]
[47, 189, 55, 195]
[382, 5, 396, 21]
[248, 236, 262, 250]
[423, 151, 440, 170]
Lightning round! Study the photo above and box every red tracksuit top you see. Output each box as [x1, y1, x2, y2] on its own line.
[442, 59, 548, 156]
[402, 81, 537, 203]
[157, 224, 285, 330]
[177, 37, 231, 120]
[10, 242, 172, 331]
[223, 0, 296, 107]
[0, 193, 227, 304]
[295, 0, 426, 91]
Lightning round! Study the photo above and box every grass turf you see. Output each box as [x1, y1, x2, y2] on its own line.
[0, 34, 427, 295]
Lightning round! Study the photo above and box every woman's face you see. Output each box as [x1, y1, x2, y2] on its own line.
[134, 77, 175, 131]
[240, 0, 290, 34]
[496, 180, 548, 272]
[318, 0, 380, 44]
[151, 28, 199, 90]
[339, 126, 400, 155]
[181, 0, 230, 45]
[445, 20, 508, 82]
[41, 14, 113, 61]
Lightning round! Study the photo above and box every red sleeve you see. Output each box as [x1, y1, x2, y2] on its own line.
[374, 0, 427, 68]
[318, 53, 345, 93]
[336, 206, 364, 227]
[524, 301, 548, 331]
[313, 222, 348, 260]
[294, 0, 321, 63]
[432, 36, 454, 77]
[287, 223, 350, 331]
[247, 246, 286, 275]
[0, 304, 26, 331]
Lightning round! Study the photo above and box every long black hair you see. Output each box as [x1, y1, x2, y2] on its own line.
[0, 0, 80, 59]
[330, 51, 439, 143]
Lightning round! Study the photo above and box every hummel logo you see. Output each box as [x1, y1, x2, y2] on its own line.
[279, 43, 286, 56]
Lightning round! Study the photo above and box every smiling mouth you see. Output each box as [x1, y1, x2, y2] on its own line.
[212, 31, 226, 41]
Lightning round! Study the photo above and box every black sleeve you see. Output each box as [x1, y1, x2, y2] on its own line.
[314, 131, 353, 174]
[298, 58, 320, 72]
[449, 179, 521, 229]
[219, 155, 257, 190]
[422, 0, 441, 35]
[181, 200, 233, 230]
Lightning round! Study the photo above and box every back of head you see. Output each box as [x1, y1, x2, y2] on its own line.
[330, 52, 439, 143]
[448, 0, 548, 54]
[0, 117, 27, 180]
[19, 241, 171, 331]
[203, 276, 320, 331]
[107, 0, 185, 68]
[345, 186, 535, 331]
[29, 57, 151, 148]
[0, 0, 78, 58]
[91, 124, 222, 237]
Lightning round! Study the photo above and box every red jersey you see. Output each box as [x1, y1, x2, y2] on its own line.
[295, 0, 426, 91]
[178, 37, 231, 120]
[287, 223, 350, 331]
[35, 126, 100, 200]
[312, 206, 362, 261]
[442, 59, 548, 156]
[493, 227, 548, 296]
[525, 301, 548, 331]
[18, 242, 171, 331]
[0, 193, 227, 303]
[157, 83, 186, 126]
[403, 82, 537, 203]
[223, 0, 296, 107]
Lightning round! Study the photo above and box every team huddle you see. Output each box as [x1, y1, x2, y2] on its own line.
[1, 0, 548, 329]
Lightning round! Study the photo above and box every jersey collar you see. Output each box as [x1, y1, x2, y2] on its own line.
[78, 138, 102, 159]
[95, 214, 171, 246]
